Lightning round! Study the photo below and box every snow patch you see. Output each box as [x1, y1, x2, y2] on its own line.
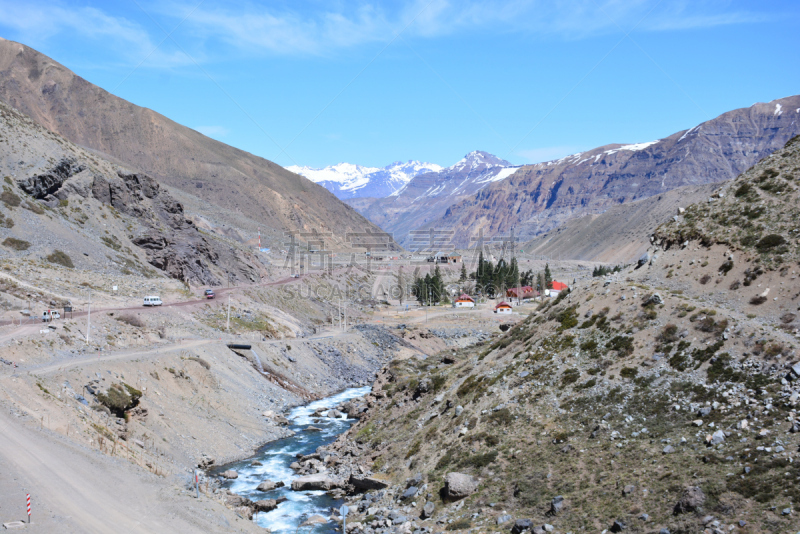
[678, 126, 699, 142]
[617, 140, 658, 151]
[774, 103, 783, 116]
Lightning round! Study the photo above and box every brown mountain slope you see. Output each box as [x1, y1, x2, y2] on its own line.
[522, 183, 719, 263]
[0, 99, 263, 285]
[0, 38, 383, 249]
[425, 95, 800, 246]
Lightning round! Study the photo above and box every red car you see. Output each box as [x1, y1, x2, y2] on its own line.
[204, 289, 215, 299]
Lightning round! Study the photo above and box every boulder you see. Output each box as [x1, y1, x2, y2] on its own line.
[221, 470, 238, 480]
[443, 472, 478, 500]
[421, 501, 435, 519]
[401, 486, 418, 500]
[495, 514, 513, 525]
[549, 496, 564, 515]
[610, 519, 627, 532]
[674, 486, 706, 514]
[257, 480, 284, 492]
[348, 474, 389, 491]
[291, 474, 341, 491]
[302, 515, 328, 526]
[637, 253, 649, 268]
[511, 519, 533, 534]
[253, 499, 278, 513]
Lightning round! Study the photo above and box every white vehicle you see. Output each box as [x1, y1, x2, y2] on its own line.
[42, 310, 61, 322]
[143, 296, 163, 307]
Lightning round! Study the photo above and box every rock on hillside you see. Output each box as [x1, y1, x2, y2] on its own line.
[428, 95, 800, 247]
[0, 39, 388, 249]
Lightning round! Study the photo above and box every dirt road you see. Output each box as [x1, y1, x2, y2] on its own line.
[0, 407, 261, 533]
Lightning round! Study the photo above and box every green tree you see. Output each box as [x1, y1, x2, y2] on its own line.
[459, 262, 468, 283]
[544, 263, 553, 289]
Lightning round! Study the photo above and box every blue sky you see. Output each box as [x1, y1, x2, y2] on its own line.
[0, 0, 798, 169]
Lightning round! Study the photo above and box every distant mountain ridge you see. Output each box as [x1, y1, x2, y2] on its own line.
[286, 160, 441, 199]
[345, 150, 520, 245]
[416, 96, 800, 247]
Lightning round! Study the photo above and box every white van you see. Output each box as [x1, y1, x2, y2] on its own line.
[143, 296, 163, 307]
[42, 310, 61, 322]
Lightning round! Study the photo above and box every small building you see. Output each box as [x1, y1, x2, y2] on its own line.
[494, 301, 513, 314]
[453, 294, 475, 308]
[506, 286, 534, 299]
[551, 281, 569, 291]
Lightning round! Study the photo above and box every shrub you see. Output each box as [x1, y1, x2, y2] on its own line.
[0, 214, 13, 228]
[658, 324, 680, 343]
[561, 368, 580, 386]
[699, 274, 712, 285]
[22, 201, 44, 214]
[459, 450, 498, 469]
[46, 250, 74, 268]
[734, 183, 752, 197]
[0, 190, 21, 207]
[488, 407, 513, 425]
[116, 314, 145, 328]
[620, 367, 638, 379]
[729, 280, 740, 290]
[95, 383, 142, 417]
[2, 237, 30, 251]
[749, 295, 767, 305]
[719, 260, 734, 274]
[755, 234, 786, 252]
[446, 519, 472, 531]
[606, 335, 634, 357]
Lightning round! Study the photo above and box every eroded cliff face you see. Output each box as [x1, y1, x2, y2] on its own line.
[420, 96, 800, 247]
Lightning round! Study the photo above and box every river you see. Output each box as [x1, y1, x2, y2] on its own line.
[217, 386, 371, 533]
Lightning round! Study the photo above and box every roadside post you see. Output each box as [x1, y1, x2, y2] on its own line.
[26, 493, 31, 523]
[340, 504, 348, 533]
[195, 470, 199, 498]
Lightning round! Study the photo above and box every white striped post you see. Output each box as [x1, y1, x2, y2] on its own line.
[26, 493, 31, 523]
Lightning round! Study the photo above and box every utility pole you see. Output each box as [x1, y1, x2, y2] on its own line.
[86, 289, 91, 344]
[226, 295, 231, 332]
[344, 302, 347, 332]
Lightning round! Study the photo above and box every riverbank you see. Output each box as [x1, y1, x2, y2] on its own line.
[215, 387, 372, 533]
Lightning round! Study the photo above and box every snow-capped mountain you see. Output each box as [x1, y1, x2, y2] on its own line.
[346, 150, 521, 244]
[287, 160, 442, 200]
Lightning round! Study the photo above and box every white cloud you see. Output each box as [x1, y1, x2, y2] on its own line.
[518, 146, 582, 163]
[0, 0, 192, 68]
[0, 0, 769, 61]
[194, 125, 230, 138]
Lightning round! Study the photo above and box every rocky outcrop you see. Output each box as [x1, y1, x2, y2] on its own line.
[16, 157, 85, 199]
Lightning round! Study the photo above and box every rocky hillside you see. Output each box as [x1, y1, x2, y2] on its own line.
[0, 99, 263, 285]
[427, 96, 800, 247]
[295, 141, 800, 534]
[654, 135, 800, 270]
[348, 151, 519, 247]
[522, 183, 719, 264]
[0, 38, 386, 249]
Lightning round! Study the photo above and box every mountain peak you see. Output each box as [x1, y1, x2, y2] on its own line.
[452, 150, 512, 171]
